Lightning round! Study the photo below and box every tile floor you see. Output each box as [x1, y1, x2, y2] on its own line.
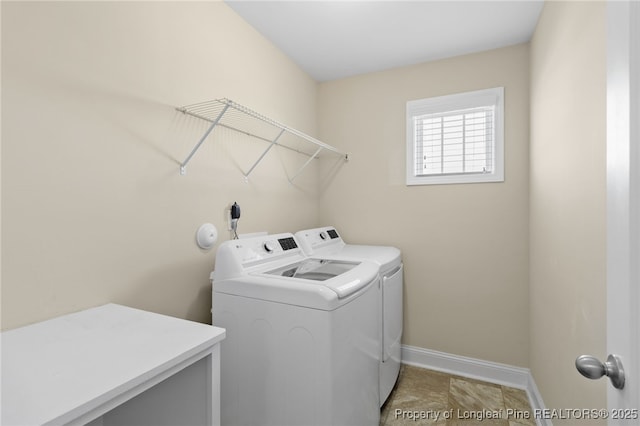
[380, 365, 535, 426]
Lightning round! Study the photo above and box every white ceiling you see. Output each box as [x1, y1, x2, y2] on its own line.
[225, 0, 545, 82]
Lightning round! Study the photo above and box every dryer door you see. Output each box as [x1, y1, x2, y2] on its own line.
[382, 264, 403, 362]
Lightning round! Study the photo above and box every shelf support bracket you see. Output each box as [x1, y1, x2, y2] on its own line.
[243, 128, 286, 179]
[179, 103, 230, 175]
[289, 147, 323, 183]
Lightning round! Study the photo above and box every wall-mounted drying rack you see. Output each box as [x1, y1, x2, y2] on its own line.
[176, 98, 348, 181]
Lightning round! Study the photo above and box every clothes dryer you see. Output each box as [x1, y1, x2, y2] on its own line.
[211, 233, 380, 426]
[295, 226, 403, 406]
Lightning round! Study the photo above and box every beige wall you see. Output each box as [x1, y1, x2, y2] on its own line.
[1, 2, 320, 330]
[1, 3, 612, 415]
[529, 0, 607, 417]
[318, 44, 530, 367]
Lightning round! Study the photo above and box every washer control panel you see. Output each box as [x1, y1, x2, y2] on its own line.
[263, 241, 277, 253]
[226, 233, 302, 267]
[214, 233, 306, 281]
[278, 237, 298, 251]
[262, 237, 297, 253]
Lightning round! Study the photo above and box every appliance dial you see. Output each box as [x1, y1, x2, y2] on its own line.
[319, 231, 329, 240]
[263, 241, 276, 253]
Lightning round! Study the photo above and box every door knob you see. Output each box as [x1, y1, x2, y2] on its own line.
[575, 354, 625, 389]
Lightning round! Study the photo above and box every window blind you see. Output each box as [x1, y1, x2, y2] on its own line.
[414, 106, 495, 176]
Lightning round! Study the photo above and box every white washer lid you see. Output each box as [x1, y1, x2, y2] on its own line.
[213, 260, 379, 310]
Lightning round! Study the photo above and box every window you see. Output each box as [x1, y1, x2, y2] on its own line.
[406, 87, 504, 185]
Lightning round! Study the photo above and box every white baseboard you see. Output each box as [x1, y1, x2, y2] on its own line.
[401, 345, 552, 426]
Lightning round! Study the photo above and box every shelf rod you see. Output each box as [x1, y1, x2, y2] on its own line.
[216, 123, 318, 158]
[179, 107, 321, 159]
[176, 98, 348, 178]
[289, 147, 323, 183]
[283, 126, 344, 157]
[223, 99, 347, 158]
[179, 103, 230, 175]
[244, 128, 286, 179]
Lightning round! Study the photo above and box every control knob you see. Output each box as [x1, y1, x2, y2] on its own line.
[319, 231, 329, 240]
[263, 241, 276, 253]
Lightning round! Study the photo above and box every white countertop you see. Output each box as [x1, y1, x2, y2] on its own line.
[1, 303, 225, 426]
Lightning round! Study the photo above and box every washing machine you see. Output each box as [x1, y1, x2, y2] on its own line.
[211, 233, 380, 426]
[295, 226, 403, 406]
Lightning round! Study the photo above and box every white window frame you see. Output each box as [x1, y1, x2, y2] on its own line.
[406, 87, 504, 185]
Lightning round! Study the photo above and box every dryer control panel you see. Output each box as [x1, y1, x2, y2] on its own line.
[295, 226, 345, 255]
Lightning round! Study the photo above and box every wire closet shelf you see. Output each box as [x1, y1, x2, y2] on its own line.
[176, 98, 349, 181]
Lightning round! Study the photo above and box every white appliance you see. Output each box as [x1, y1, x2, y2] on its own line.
[211, 233, 380, 426]
[295, 226, 403, 406]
